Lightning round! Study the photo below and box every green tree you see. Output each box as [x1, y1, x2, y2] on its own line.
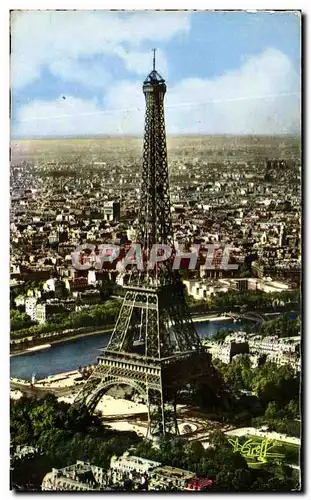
[265, 401, 278, 420]
[285, 400, 299, 419]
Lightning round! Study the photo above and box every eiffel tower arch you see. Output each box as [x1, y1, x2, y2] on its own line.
[74, 51, 224, 437]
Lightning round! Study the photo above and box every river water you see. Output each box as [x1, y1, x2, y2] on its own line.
[10, 319, 248, 381]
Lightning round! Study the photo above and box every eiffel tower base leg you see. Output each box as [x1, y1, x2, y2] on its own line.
[146, 389, 179, 438]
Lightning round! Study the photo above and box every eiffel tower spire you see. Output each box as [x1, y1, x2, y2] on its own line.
[137, 49, 173, 267]
[153, 48, 156, 71]
[74, 53, 223, 438]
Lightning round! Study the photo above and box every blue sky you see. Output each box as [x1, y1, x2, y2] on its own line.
[11, 10, 301, 137]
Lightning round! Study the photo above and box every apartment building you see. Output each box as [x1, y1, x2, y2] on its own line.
[41, 461, 107, 492]
[110, 453, 160, 484]
[149, 465, 195, 491]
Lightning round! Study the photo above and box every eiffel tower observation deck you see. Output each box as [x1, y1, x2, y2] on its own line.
[75, 51, 224, 437]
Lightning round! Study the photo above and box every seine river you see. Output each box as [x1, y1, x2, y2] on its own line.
[10, 319, 248, 381]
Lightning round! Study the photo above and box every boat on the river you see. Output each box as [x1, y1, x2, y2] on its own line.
[26, 344, 51, 353]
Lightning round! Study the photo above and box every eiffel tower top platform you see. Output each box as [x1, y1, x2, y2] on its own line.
[143, 48, 166, 88]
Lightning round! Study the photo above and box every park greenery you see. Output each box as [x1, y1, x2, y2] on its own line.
[11, 309, 36, 332]
[213, 356, 300, 407]
[252, 400, 300, 439]
[186, 288, 300, 314]
[11, 395, 299, 492]
[255, 314, 301, 338]
[212, 356, 300, 437]
[11, 395, 140, 468]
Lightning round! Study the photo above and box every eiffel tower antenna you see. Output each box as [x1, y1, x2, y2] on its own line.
[74, 55, 225, 439]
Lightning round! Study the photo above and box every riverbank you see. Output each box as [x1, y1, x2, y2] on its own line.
[10, 314, 229, 357]
[10, 327, 114, 357]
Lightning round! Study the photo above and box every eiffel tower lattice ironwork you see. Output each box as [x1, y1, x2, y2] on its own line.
[74, 51, 223, 437]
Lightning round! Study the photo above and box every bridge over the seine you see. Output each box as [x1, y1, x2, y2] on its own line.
[224, 311, 266, 324]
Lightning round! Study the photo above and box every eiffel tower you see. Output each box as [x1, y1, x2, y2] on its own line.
[75, 51, 223, 437]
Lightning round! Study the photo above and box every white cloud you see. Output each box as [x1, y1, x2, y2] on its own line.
[49, 59, 111, 89]
[114, 48, 168, 79]
[166, 48, 300, 135]
[10, 11, 189, 88]
[15, 95, 144, 137]
[14, 49, 300, 137]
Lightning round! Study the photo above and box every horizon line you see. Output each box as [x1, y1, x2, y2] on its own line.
[11, 132, 302, 141]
